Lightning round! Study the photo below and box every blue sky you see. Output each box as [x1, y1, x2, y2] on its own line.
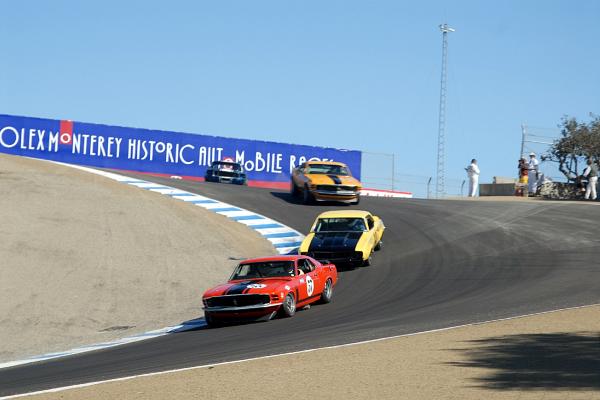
[1, 0, 598, 196]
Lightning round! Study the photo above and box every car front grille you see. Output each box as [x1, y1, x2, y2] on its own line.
[309, 251, 362, 261]
[214, 171, 239, 178]
[316, 185, 357, 192]
[205, 294, 271, 308]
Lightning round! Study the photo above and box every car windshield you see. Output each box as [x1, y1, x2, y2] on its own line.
[314, 217, 366, 232]
[213, 162, 242, 171]
[230, 261, 295, 280]
[306, 164, 350, 176]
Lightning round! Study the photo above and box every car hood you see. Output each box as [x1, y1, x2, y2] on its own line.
[308, 231, 363, 251]
[203, 278, 291, 298]
[306, 174, 361, 186]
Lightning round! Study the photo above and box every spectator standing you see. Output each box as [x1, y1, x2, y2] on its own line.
[528, 152, 540, 195]
[515, 158, 529, 196]
[465, 159, 480, 197]
[582, 159, 598, 200]
[518, 158, 529, 184]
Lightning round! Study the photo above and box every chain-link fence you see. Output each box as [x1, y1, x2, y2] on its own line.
[360, 125, 564, 198]
[360, 151, 466, 198]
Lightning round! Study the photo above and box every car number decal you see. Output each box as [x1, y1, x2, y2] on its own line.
[246, 283, 267, 289]
[306, 275, 314, 296]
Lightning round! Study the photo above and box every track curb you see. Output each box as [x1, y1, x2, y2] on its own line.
[0, 162, 304, 370]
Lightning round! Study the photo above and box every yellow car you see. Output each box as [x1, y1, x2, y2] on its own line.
[291, 161, 362, 204]
[299, 210, 385, 267]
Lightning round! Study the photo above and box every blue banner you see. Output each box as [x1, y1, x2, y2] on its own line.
[0, 114, 361, 184]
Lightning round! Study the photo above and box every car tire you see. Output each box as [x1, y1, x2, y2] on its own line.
[280, 293, 296, 317]
[204, 314, 221, 328]
[363, 254, 372, 267]
[302, 185, 313, 204]
[291, 180, 299, 197]
[320, 279, 333, 304]
[374, 240, 383, 251]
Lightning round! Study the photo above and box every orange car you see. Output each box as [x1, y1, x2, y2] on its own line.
[291, 161, 362, 204]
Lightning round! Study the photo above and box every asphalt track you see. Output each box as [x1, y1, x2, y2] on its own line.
[2, 174, 600, 397]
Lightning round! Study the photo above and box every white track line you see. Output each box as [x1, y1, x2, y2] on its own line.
[3, 302, 599, 399]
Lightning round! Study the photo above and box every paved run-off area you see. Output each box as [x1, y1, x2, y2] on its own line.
[0, 153, 276, 362]
[23, 304, 600, 400]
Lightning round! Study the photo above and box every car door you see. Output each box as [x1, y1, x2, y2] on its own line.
[373, 215, 385, 242]
[304, 257, 322, 298]
[295, 258, 309, 301]
[364, 216, 377, 251]
[296, 258, 321, 301]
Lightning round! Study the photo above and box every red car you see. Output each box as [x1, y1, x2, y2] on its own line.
[202, 255, 338, 327]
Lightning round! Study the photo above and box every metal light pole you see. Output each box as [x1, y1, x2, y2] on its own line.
[436, 23, 454, 198]
[520, 123, 527, 158]
[391, 153, 395, 191]
[427, 176, 432, 199]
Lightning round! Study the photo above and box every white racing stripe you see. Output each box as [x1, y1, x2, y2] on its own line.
[267, 236, 305, 245]
[254, 227, 299, 235]
[147, 188, 191, 196]
[2, 303, 599, 399]
[274, 246, 301, 255]
[237, 217, 283, 227]
[215, 210, 256, 218]
[195, 202, 237, 210]
[0, 161, 304, 371]
[172, 195, 214, 202]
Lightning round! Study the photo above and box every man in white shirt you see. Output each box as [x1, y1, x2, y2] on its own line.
[465, 159, 480, 197]
[528, 153, 540, 195]
[582, 159, 598, 200]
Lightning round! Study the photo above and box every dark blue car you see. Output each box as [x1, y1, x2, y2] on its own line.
[204, 161, 247, 185]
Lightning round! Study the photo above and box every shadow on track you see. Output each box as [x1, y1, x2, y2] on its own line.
[448, 332, 600, 390]
[270, 191, 353, 207]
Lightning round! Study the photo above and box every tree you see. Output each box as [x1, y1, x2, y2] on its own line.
[545, 115, 600, 181]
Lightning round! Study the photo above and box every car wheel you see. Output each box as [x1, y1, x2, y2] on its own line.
[302, 185, 313, 204]
[320, 279, 333, 304]
[204, 314, 221, 328]
[363, 254, 372, 267]
[291, 180, 299, 197]
[374, 240, 383, 251]
[280, 293, 296, 317]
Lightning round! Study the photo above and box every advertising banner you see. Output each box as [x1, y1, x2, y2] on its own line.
[0, 114, 361, 186]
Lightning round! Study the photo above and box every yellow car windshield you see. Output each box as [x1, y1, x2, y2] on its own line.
[306, 164, 349, 176]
